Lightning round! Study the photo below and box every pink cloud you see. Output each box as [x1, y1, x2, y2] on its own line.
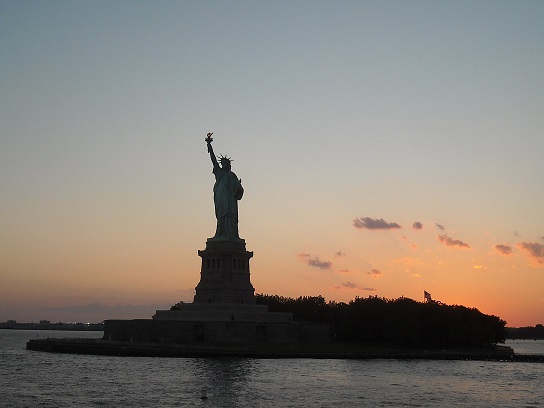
[495, 244, 512, 255]
[517, 242, 544, 265]
[340, 282, 377, 291]
[438, 234, 470, 248]
[353, 217, 401, 230]
[298, 253, 332, 269]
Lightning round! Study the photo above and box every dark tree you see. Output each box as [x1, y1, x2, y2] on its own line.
[254, 294, 506, 348]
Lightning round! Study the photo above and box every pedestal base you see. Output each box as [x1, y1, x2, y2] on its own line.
[153, 303, 292, 322]
[194, 239, 255, 304]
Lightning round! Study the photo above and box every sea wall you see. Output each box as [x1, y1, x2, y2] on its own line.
[26, 338, 529, 361]
[103, 319, 330, 344]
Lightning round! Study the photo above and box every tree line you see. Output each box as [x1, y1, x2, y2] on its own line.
[506, 324, 544, 339]
[256, 294, 506, 348]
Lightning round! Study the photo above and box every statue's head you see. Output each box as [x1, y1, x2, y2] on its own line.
[219, 155, 232, 170]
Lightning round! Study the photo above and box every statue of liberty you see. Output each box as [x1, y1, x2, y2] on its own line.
[205, 133, 244, 241]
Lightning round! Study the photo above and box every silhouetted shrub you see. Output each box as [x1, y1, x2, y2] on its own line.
[506, 324, 544, 339]
[256, 294, 506, 348]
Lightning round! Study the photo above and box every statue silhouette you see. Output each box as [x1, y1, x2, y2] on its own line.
[206, 133, 244, 241]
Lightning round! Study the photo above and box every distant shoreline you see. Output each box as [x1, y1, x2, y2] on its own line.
[4, 323, 544, 340]
[4, 322, 544, 339]
[0, 322, 104, 331]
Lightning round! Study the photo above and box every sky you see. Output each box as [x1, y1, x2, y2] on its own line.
[1, 1, 543, 326]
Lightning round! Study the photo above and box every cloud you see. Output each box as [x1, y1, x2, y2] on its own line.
[309, 258, 332, 269]
[410, 273, 422, 278]
[495, 244, 512, 255]
[340, 282, 377, 291]
[435, 223, 445, 230]
[412, 221, 423, 230]
[517, 242, 544, 265]
[353, 217, 401, 230]
[338, 268, 350, 273]
[298, 253, 332, 269]
[438, 234, 470, 248]
[367, 269, 382, 279]
[335, 250, 346, 257]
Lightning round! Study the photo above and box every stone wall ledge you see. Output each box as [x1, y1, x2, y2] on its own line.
[26, 338, 540, 362]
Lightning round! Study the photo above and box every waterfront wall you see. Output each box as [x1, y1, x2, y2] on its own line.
[103, 319, 330, 344]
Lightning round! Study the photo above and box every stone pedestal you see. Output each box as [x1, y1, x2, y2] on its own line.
[193, 239, 255, 304]
[153, 303, 292, 322]
[103, 237, 332, 345]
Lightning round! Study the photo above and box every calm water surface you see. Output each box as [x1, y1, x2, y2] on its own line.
[1, 330, 542, 408]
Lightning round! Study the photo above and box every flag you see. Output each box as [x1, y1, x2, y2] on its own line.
[424, 291, 432, 301]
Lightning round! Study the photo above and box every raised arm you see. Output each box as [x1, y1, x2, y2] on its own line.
[205, 133, 219, 168]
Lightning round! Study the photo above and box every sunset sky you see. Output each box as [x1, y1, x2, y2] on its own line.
[1, 1, 543, 326]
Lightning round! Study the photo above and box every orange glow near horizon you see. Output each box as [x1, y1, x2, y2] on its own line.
[2, 210, 543, 327]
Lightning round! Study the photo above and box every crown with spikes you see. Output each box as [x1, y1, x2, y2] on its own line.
[218, 154, 233, 164]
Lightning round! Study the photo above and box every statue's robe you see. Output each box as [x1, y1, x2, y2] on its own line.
[212, 165, 244, 240]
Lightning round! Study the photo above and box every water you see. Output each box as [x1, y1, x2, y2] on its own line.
[1, 330, 542, 408]
[505, 339, 544, 355]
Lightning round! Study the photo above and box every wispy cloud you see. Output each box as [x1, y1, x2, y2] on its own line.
[438, 234, 470, 248]
[353, 217, 401, 230]
[298, 253, 332, 269]
[339, 282, 377, 291]
[338, 268, 350, 273]
[367, 269, 382, 279]
[517, 242, 544, 265]
[412, 221, 423, 230]
[334, 250, 346, 257]
[495, 244, 512, 255]
[435, 223, 445, 230]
